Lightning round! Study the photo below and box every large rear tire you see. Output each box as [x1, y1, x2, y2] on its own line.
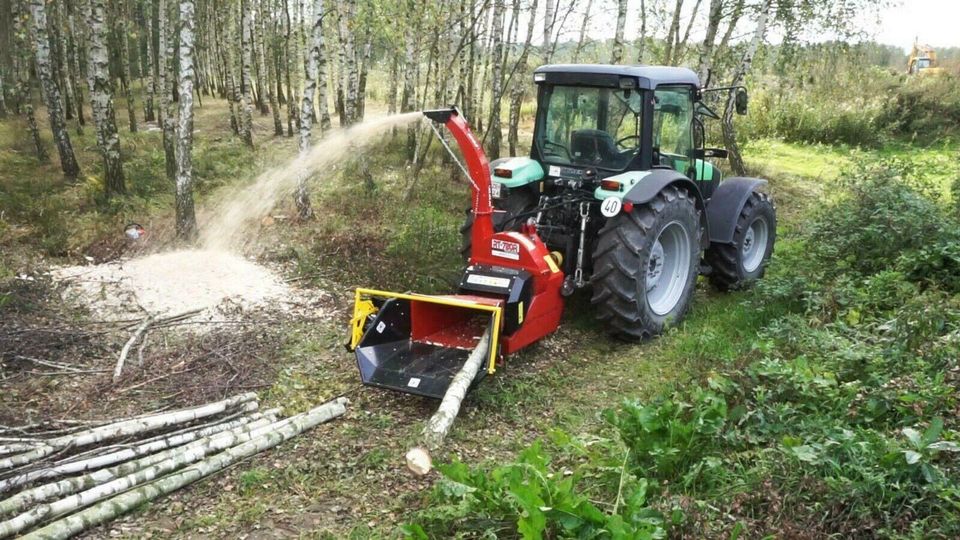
[706, 192, 776, 291]
[460, 190, 537, 261]
[591, 185, 701, 340]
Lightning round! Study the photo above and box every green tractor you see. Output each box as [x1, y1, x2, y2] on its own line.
[462, 64, 776, 339]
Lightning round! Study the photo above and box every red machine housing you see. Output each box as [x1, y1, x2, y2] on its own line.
[424, 107, 565, 357]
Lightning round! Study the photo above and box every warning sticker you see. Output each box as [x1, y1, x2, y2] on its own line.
[407, 378, 421, 388]
[491, 239, 521, 260]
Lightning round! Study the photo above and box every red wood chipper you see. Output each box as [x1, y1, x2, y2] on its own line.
[347, 65, 776, 400]
[347, 107, 566, 399]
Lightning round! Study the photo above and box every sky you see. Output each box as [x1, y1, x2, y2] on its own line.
[567, 0, 960, 53]
[873, 0, 960, 50]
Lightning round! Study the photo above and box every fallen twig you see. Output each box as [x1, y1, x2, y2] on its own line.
[113, 315, 156, 381]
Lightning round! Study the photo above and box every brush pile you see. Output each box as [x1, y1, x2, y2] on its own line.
[0, 393, 348, 539]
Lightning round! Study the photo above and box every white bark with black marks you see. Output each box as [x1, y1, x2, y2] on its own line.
[116, 0, 138, 132]
[406, 328, 491, 476]
[174, 0, 197, 239]
[722, 0, 771, 176]
[239, 0, 255, 146]
[22, 398, 348, 540]
[159, 0, 176, 181]
[611, 0, 627, 64]
[29, 0, 80, 177]
[486, 0, 505, 160]
[508, 0, 538, 155]
[297, 0, 325, 220]
[698, 0, 724, 84]
[84, 0, 126, 195]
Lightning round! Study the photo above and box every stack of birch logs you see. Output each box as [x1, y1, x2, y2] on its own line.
[0, 393, 347, 539]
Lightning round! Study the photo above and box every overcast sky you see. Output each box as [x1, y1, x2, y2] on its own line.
[570, 0, 959, 53]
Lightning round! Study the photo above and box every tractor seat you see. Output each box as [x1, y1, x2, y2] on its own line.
[570, 129, 624, 167]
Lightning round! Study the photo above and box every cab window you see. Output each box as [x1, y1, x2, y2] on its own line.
[653, 86, 694, 170]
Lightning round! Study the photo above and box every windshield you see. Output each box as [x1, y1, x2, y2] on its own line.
[536, 85, 644, 171]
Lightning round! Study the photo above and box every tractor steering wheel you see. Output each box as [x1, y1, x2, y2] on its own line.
[542, 140, 571, 159]
[615, 135, 641, 150]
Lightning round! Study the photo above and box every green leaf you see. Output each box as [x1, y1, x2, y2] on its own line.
[791, 445, 818, 463]
[902, 427, 922, 448]
[927, 441, 960, 452]
[903, 450, 922, 465]
[921, 418, 944, 447]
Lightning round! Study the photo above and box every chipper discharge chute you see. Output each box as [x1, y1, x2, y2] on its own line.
[347, 107, 566, 399]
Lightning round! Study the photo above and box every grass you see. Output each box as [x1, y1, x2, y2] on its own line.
[3, 92, 957, 537]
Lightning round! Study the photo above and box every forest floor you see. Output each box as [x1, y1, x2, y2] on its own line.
[1, 98, 958, 538]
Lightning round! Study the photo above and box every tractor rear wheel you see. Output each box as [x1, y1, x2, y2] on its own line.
[706, 192, 776, 291]
[460, 190, 537, 261]
[591, 185, 701, 340]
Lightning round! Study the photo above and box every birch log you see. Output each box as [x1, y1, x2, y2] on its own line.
[0, 412, 299, 536]
[406, 327, 491, 476]
[0, 393, 257, 470]
[113, 315, 155, 381]
[0, 410, 276, 500]
[21, 398, 349, 540]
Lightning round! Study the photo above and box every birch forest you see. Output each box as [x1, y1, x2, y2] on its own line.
[0, 0, 881, 239]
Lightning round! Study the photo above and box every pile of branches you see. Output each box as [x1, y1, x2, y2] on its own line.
[0, 392, 347, 539]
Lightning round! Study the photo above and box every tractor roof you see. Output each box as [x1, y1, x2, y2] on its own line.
[533, 64, 700, 90]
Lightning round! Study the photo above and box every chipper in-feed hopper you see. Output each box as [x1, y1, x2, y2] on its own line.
[348, 65, 777, 402]
[347, 107, 566, 399]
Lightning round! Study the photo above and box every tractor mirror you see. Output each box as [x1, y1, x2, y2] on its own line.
[694, 148, 729, 159]
[735, 89, 749, 115]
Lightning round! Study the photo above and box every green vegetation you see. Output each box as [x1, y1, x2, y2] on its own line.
[402, 158, 960, 538]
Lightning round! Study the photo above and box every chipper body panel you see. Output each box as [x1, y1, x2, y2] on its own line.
[349, 108, 566, 398]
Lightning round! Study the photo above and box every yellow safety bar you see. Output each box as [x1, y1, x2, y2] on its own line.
[350, 287, 504, 374]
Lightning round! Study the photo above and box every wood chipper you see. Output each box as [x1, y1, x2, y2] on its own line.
[348, 64, 777, 400]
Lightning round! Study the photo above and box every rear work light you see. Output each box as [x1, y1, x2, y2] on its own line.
[600, 179, 622, 192]
[493, 168, 513, 178]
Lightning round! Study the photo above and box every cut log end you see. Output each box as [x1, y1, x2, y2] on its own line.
[405, 447, 432, 476]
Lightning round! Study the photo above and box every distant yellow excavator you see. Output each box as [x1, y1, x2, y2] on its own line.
[907, 40, 945, 76]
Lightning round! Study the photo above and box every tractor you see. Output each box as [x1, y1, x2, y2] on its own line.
[348, 64, 776, 399]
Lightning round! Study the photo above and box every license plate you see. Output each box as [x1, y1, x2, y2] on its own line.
[490, 182, 502, 199]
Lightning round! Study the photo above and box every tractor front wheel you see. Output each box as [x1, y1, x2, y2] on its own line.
[706, 192, 776, 291]
[591, 185, 701, 340]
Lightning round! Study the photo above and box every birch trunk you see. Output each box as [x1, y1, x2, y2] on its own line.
[0, 411, 270, 501]
[140, 0, 155, 121]
[355, 37, 370, 122]
[508, 0, 537, 155]
[159, 0, 176, 181]
[23, 398, 348, 540]
[12, 2, 48, 161]
[572, 0, 592, 62]
[662, 0, 684, 65]
[239, 0, 255, 146]
[611, 0, 627, 64]
[253, 0, 268, 115]
[636, 0, 647, 62]
[283, 0, 295, 136]
[341, 0, 359, 126]
[296, 0, 324, 220]
[0, 413, 274, 517]
[697, 0, 723, 84]
[220, 2, 240, 135]
[717, 0, 745, 53]
[174, 0, 197, 240]
[722, 0, 771, 176]
[542, 0, 555, 56]
[675, 0, 704, 63]
[486, 0, 505, 161]
[84, 0, 126, 195]
[0, 73, 6, 119]
[406, 328, 491, 476]
[29, 0, 81, 178]
[51, 2, 76, 122]
[0, 415, 284, 536]
[67, 0, 86, 128]
[117, 0, 138, 132]
[260, 2, 283, 135]
[0, 393, 256, 471]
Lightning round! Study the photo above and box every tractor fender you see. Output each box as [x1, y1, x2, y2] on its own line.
[705, 177, 768, 244]
[623, 169, 709, 249]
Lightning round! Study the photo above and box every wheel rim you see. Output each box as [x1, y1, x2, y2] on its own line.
[741, 217, 769, 273]
[646, 221, 691, 316]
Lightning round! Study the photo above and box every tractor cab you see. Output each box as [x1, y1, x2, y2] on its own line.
[529, 65, 713, 188]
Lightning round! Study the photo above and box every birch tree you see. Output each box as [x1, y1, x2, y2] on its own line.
[175, 0, 198, 239]
[296, 0, 326, 220]
[12, 0, 48, 161]
[662, 0, 684, 65]
[698, 0, 724, 83]
[67, 0, 87, 129]
[239, 0, 255, 146]
[636, 0, 647, 62]
[572, 0, 593, 62]
[486, 0, 505, 160]
[611, 0, 627, 64]
[508, 0, 538, 155]
[117, 0, 138, 132]
[159, 0, 177, 181]
[258, 0, 283, 134]
[29, 0, 81, 177]
[141, 0, 156, 121]
[85, 0, 126, 195]
[722, 0, 772, 175]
